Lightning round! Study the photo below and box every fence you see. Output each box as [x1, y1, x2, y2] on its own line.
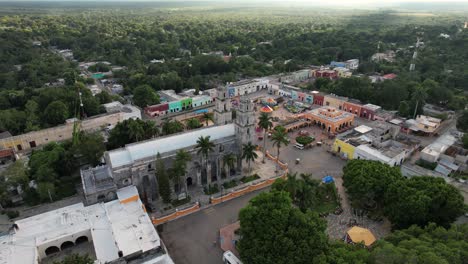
[152, 202, 201, 225]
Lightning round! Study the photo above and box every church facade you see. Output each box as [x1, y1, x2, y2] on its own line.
[81, 86, 255, 209]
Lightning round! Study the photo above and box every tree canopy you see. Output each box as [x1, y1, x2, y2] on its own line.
[238, 191, 329, 264]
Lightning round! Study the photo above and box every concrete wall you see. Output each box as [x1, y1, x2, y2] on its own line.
[0, 112, 123, 152]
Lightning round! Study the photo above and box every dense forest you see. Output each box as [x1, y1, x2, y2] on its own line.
[0, 3, 467, 135]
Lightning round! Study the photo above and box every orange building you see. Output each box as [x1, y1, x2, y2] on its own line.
[302, 106, 354, 134]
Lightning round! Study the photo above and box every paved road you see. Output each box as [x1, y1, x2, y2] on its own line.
[160, 188, 268, 264]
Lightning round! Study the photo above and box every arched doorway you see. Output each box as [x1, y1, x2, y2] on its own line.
[186, 177, 193, 186]
[75, 236, 89, 245]
[45, 246, 60, 256]
[60, 241, 74, 250]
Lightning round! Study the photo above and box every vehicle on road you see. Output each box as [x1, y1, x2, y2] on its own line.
[223, 250, 243, 264]
[294, 143, 304, 150]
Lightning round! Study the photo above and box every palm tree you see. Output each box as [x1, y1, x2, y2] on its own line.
[271, 126, 289, 172]
[128, 119, 144, 142]
[173, 149, 192, 195]
[242, 142, 258, 175]
[203, 112, 214, 126]
[196, 136, 215, 182]
[223, 153, 236, 178]
[258, 112, 273, 163]
[412, 85, 428, 119]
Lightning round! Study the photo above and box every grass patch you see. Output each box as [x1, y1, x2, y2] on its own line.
[240, 174, 260, 183]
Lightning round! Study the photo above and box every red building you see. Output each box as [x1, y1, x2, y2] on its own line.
[313, 93, 324, 106]
[360, 104, 381, 120]
[314, 70, 338, 79]
[343, 101, 362, 116]
[144, 103, 169, 117]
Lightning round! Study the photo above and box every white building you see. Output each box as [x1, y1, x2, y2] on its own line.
[354, 141, 410, 167]
[345, 59, 359, 70]
[420, 134, 456, 163]
[226, 79, 269, 97]
[0, 186, 174, 264]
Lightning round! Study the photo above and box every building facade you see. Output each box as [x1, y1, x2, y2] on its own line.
[302, 107, 354, 134]
[0, 107, 140, 152]
[83, 89, 256, 210]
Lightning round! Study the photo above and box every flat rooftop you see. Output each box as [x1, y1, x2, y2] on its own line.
[0, 186, 174, 264]
[306, 107, 354, 123]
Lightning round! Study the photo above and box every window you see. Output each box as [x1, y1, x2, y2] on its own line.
[16, 144, 22, 151]
[29, 141, 36, 148]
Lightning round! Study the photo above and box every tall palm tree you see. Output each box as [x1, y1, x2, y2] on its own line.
[203, 112, 214, 126]
[196, 136, 215, 181]
[258, 112, 273, 163]
[223, 153, 236, 177]
[271, 126, 289, 172]
[173, 149, 192, 195]
[242, 142, 258, 175]
[412, 86, 428, 119]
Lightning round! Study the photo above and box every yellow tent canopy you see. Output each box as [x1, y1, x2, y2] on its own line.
[346, 226, 376, 247]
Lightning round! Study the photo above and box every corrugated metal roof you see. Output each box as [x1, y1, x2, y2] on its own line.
[108, 124, 235, 168]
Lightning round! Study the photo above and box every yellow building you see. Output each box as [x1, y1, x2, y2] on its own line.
[332, 125, 373, 159]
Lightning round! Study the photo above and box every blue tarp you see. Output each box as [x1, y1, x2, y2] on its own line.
[194, 109, 209, 114]
[322, 176, 334, 184]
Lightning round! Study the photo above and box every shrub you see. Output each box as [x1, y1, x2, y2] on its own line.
[240, 174, 260, 183]
[295, 135, 315, 145]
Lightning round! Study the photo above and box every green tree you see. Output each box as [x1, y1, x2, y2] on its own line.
[162, 119, 184, 135]
[462, 133, 468, 149]
[342, 160, 403, 209]
[202, 112, 214, 127]
[44, 101, 69, 126]
[156, 153, 171, 203]
[172, 150, 192, 194]
[398, 101, 410, 117]
[25, 100, 40, 132]
[37, 182, 56, 202]
[238, 191, 328, 264]
[76, 133, 105, 166]
[370, 224, 468, 264]
[54, 254, 93, 264]
[457, 110, 468, 132]
[196, 136, 215, 182]
[271, 126, 289, 172]
[186, 118, 202, 130]
[384, 177, 465, 229]
[107, 119, 158, 149]
[410, 85, 427, 119]
[258, 112, 273, 163]
[132, 85, 160, 108]
[242, 142, 258, 175]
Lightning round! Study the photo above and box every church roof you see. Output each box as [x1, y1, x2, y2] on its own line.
[107, 124, 235, 168]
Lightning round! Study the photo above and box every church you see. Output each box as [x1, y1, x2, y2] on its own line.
[81, 86, 256, 210]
